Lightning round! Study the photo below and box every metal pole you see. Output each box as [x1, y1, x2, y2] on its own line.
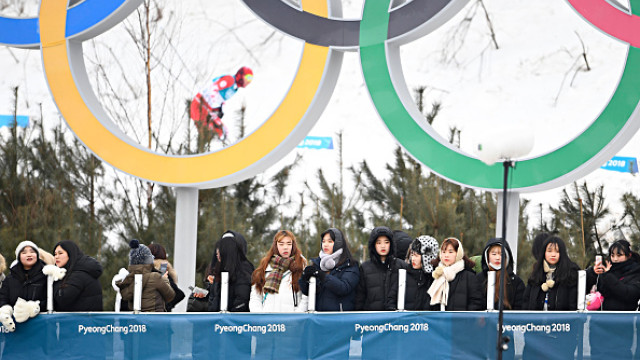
[47, 275, 54, 314]
[220, 272, 229, 312]
[487, 271, 496, 311]
[496, 160, 513, 360]
[397, 269, 406, 311]
[308, 277, 317, 312]
[134, 274, 143, 313]
[174, 187, 199, 312]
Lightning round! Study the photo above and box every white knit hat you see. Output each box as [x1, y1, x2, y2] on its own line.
[15, 241, 40, 263]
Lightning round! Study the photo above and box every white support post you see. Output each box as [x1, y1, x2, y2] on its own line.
[220, 272, 229, 312]
[47, 275, 54, 314]
[397, 269, 406, 311]
[174, 187, 199, 312]
[308, 277, 316, 312]
[134, 274, 142, 313]
[577, 270, 586, 311]
[487, 271, 496, 311]
[114, 291, 122, 313]
[496, 191, 520, 272]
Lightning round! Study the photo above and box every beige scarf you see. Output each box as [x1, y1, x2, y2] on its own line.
[541, 260, 556, 292]
[428, 259, 465, 310]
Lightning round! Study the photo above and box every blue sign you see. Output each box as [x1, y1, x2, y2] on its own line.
[601, 156, 638, 173]
[0, 115, 29, 128]
[1, 312, 638, 359]
[297, 136, 334, 149]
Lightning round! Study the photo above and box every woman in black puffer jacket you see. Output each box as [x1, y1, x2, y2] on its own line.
[356, 226, 406, 311]
[0, 241, 47, 323]
[586, 240, 640, 359]
[52, 240, 103, 311]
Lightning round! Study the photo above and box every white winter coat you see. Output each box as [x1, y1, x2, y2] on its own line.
[249, 266, 308, 312]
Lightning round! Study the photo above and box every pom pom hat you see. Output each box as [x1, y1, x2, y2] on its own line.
[129, 239, 154, 265]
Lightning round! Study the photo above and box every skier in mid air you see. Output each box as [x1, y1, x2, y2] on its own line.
[190, 66, 253, 141]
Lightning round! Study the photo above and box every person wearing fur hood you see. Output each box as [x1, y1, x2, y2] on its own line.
[299, 228, 360, 311]
[0, 241, 47, 332]
[391, 235, 439, 311]
[117, 240, 175, 312]
[427, 237, 483, 311]
[355, 226, 407, 311]
[250, 230, 308, 312]
[476, 238, 525, 310]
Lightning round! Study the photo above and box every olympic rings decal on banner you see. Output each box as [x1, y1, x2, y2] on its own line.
[0, 0, 639, 191]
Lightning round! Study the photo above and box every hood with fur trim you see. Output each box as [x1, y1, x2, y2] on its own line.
[368, 226, 396, 266]
[480, 238, 514, 274]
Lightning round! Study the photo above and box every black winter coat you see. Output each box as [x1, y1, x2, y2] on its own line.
[429, 268, 483, 311]
[299, 258, 360, 311]
[400, 267, 432, 310]
[476, 238, 526, 310]
[356, 257, 406, 310]
[0, 261, 47, 312]
[586, 259, 640, 311]
[53, 255, 103, 311]
[356, 226, 406, 311]
[207, 260, 253, 312]
[523, 280, 577, 311]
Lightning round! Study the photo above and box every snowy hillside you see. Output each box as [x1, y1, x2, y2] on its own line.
[0, 0, 637, 235]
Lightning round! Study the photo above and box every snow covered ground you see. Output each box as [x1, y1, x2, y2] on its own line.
[0, 0, 637, 234]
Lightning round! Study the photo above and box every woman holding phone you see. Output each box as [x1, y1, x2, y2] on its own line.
[586, 240, 640, 358]
[149, 243, 185, 311]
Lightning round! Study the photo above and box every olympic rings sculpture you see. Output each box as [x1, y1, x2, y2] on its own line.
[0, 0, 638, 192]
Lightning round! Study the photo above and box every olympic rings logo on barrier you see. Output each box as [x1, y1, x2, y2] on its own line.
[0, 0, 638, 191]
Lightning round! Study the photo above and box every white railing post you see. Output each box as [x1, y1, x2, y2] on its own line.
[487, 271, 496, 311]
[308, 277, 316, 312]
[577, 270, 586, 311]
[397, 269, 406, 311]
[133, 274, 143, 313]
[220, 272, 229, 312]
[47, 275, 54, 314]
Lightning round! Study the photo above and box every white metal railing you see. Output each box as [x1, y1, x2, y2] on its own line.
[308, 277, 316, 312]
[397, 269, 406, 311]
[221, 272, 229, 312]
[577, 270, 586, 311]
[486, 271, 496, 311]
[133, 274, 142, 313]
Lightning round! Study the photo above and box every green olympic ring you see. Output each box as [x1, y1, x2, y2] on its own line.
[358, 0, 640, 192]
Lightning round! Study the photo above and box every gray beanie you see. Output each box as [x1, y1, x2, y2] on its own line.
[129, 239, 154, 265]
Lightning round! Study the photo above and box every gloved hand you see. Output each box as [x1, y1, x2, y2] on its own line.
[13, 298, 40, 323]
[42, 264, 67, 281]
[315, 267, 327, 282]
[0, 305, 15, 332]
[111, 268, 130, 291]
[301, 265, 318, 282]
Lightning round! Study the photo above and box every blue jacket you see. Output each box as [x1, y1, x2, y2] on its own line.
[299, 257, 359, 311]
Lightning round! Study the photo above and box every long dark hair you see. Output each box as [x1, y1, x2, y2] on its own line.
[528, 236, 578, 286]
[213, 237, 247, 282]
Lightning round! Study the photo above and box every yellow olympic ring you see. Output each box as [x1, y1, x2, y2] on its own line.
[39, 0, 340, 188]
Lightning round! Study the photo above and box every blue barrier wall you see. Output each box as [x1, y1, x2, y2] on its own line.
[1, 312, 638, 359]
